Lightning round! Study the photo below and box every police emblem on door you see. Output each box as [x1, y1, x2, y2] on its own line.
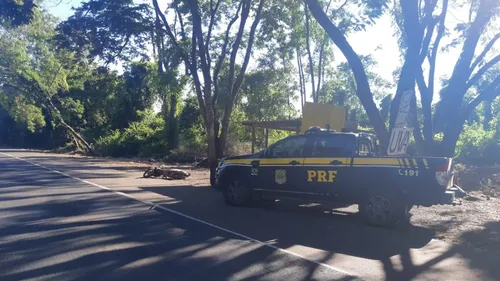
[275, 169, 287, 185]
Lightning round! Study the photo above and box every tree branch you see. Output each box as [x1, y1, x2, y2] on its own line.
[466, 54, 500, 89]
[416, 67, 428, 95]
[427, 0, 447, 100]
[212, 0, 243, 107]
[335, 0, 348, 11]
[297, 48, 305, 108]
[227, 0, 251, 101]
[304, 2, 316, 101]
[189, 30, 208, 126]
[316, 42, 325, 98]
[205, 0, 222, 59]
[188, 0, 213, 103]
[232, 0, 265, 97]
[175, 3, 187, 43]
[447, 0, 494, 87]
[418, 16, 438, 64]
[465, 75, 500, 116]
[470, 32, 500, 72]
[315, 0, 337, 100]
[152, 0, 189, 63]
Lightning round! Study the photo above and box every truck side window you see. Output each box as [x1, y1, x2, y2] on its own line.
[268, 136, 306, 158]
[310, 135, 356, 157]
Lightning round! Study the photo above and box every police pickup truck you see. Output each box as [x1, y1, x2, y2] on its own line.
[214, 126, 456, 227]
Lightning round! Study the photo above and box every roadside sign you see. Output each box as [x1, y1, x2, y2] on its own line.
[387, 128, 413, 156]
[394, 90, 414, 128]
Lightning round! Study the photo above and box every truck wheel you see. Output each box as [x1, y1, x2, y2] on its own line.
[360, 192, 409, 228]
[223, 179, 252, 206]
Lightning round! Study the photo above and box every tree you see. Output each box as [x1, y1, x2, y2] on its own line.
[55, 0, 152, 64]
[307, 0, 500, 156]
[56, 0, 188, 153]
[152, 0, 266, 182]
[0, 9, 94, 152]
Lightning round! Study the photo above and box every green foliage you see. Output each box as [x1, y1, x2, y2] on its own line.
[178, 96, 207, 154]
[95, 109, 166, 157]
[0, 9, 66, 130]
[455, 122, 496, 161]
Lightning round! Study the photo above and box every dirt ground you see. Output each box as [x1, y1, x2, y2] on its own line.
[30, 150, 500, 251]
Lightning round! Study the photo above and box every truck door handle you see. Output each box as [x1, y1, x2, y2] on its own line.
[330, 160, 343, 165]
[289, 160, 300, 165]
[251, 160, 260, 167]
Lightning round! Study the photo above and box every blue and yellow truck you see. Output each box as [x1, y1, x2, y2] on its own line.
[214, 127, 456, 227]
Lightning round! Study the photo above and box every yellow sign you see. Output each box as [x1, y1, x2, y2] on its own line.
[307, 170, 337, 182]
[301, 102, 345, 132]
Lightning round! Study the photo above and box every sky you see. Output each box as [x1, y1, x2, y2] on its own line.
[42, 0, 491, 112]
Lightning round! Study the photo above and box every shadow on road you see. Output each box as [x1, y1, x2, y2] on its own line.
[141, 183, 500, 281]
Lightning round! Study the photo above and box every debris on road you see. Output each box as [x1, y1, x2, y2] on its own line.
[143, 166, 191, 180]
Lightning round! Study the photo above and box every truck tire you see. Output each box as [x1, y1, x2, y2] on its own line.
[359, 191, 409, 228]
[223, 179, 252, 206]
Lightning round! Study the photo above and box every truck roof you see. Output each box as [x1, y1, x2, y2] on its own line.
[302, 126, 375, 139]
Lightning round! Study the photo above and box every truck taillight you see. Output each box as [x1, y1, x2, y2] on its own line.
[435, 159, 453, 188]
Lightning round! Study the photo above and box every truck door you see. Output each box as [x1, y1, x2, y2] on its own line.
[299, 134, 355, 198]
[257, 136, 306, 196]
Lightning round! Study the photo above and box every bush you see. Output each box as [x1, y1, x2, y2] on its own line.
[95, 110, 167, 158]
[482, 141, 500, 165]
[178, 124, 206, 155]
[455, 122, 496, 163]
[165, 148, 197, 163]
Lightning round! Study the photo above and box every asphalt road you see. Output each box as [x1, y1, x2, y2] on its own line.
[0, 149, 498, 281]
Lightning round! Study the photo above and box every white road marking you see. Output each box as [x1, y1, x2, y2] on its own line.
[0, 151, 355, 277]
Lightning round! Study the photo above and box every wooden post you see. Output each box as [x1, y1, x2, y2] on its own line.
[265, 128, 269, 148]
[251, 126, 256, 154]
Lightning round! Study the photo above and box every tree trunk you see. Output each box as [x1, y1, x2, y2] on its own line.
[59, 120, 94, 154]
[483, 97, 493, 130]
[166, 94, 179, 152]
[304, 3, 316, 102]
[439, 117, 466, 157]
[389, 0, 422, 131]
[205, 105, 218, 187]
[46, 97, 94, 154]
[297, 50, 306, 109]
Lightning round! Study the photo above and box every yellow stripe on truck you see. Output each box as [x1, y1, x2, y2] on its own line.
[352, 158, 400, 166]
[260, 158, 298, 165]
[224, 159, 253, 165]
[303, 158, 350, 165]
